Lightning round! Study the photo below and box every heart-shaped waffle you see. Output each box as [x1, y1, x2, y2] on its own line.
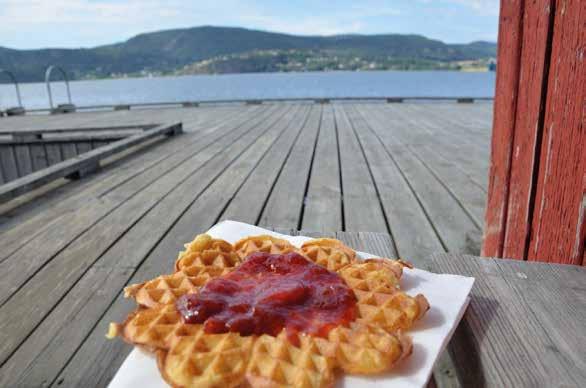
[234, 235, 299, 259]
[300, 238, 357, 271]
[175, 234, 241, 271]
[111, 234, 429, 387]
[339, 260, 429, 332]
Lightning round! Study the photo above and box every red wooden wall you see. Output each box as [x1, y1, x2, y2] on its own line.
[483, 0, 585, 265]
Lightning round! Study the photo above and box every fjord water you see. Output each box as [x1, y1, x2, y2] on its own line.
[0, 71, 495, 110]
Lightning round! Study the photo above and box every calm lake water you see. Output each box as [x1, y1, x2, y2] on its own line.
[0, 71, 495, 110]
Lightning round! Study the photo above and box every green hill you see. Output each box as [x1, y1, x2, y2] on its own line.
[0, 26, 496, 82]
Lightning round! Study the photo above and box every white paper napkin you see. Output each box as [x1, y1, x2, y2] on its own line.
[109, 220, 474, 388]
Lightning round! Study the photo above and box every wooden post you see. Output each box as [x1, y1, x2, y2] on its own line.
[483, 0, 585, 265]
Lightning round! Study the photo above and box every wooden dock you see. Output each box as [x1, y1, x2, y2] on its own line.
[0, 102, 492, 387]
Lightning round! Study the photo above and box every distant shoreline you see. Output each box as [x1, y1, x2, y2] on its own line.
[0, 68, 496, 86]
[74, 67, 492, 83]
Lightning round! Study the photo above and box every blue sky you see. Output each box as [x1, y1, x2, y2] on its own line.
[0, 0, 499, 49]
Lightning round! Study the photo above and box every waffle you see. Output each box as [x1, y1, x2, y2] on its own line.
[301, 238, 357, 271]
[175, 234, 241, 271]
[109, 303, 408, 387]
[339, 260, 429, 332]
[309, 321, 412, 374]
[234, 235, 298, 259]
[125, 265, 230, 308]
[246, 332, 334, 387]
[159, 326, 254, 388]
[109, 234, 430, 387]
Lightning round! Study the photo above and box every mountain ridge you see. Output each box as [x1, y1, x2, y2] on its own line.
[0, 26, 496, 82]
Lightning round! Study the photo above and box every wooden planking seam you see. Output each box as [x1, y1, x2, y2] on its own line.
[218, 105, 313, 225]
[354, 104, 450, 252]
[345, 104, 446, 263]
[296, 105, 324, 230]
[391, 104, 490, 178]
[251, 105, 313, 226]
[333, 104, 346, 231]
[418, 144, 488, 193]
[362, 104, 481, 254]
[205, 104, 306, 226]
[406, 145, 484, 229]
[391, 104, 490, 184]
[333, 104, 388, 233]
[301, 104, 343, 232]
[341, 104, 398, 255]
[257, 105, 322, 230]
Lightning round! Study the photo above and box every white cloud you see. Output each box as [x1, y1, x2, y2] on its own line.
[0, 0, 496, 48]
[416, 0, 498, 15]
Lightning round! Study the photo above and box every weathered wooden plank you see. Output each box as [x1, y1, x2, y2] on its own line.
[407, 144, 485, 227]
[347, 104, 444, 265]
[359, 104, 481, 255]
[335, 105, 388, 233]
[60, 143, 78, 159]
[91, 140, 109, 149]
[0, 123, 157, 136]
[335, 231, 396, 259]
[430, 253, 586, 387]
[527, 0, 585, 265]
[220, 105, 310, 224]
[0, 145, 19, 182]
[502, 0, 554, 259]
[259, 105, 322, 229]
[301, 104, 343, 232]
[482, 0, 525, 257]
[75, 142, 92, 155]
[29, 144, 49, 171]
[12, 145, 33, 178]
[44, 144, 63, 166]
[387, 104, 489, 191]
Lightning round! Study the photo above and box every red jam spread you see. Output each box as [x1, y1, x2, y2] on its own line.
[176, 252, 357, 342]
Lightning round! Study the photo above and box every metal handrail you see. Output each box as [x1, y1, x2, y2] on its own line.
[0, 69, 23, 107]
[45, 65, 73, 109]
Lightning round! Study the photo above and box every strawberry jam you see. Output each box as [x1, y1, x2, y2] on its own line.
[176, 252, 357, 341]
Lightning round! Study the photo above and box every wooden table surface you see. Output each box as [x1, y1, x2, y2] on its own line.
[430, 253, 586, 387]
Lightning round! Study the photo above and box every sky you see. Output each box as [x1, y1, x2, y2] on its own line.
[0, 0, 499, 50]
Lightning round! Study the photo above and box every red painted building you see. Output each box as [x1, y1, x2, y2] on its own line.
[483, 0, 585, 265]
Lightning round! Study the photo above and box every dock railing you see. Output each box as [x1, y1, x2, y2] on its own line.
[0, 122, 182, 202]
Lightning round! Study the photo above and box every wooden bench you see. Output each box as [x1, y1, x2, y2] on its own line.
[0, 122, 182, 203]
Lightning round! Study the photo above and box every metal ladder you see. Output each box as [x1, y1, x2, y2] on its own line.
[0, 69, 25, 116]
[45, 65, 76, 114]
